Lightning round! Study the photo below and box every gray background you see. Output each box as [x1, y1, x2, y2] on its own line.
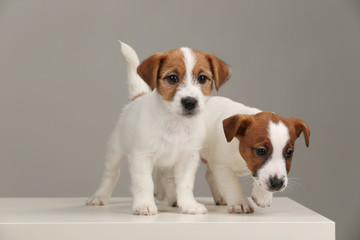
[1, 0, 359, 239]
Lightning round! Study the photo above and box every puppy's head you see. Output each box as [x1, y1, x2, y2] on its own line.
[223, 112, 310, 193]
[137, 48, 230, 117]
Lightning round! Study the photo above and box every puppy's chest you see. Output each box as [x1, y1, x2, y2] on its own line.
[154, 120, 204, 167]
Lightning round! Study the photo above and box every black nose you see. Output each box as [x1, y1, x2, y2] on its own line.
[181, 97, 198, 111]
[268, 176, 285, 191]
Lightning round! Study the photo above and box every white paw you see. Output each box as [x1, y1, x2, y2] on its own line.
[251, 193, 272, 208]
[251, 183, 273, 208]
[180, 202, 207, 214]
[86, 195, 109, 206]
[132, 203, 158, 215]
[227, 199, 254, 214]
[214, 196, 227, 205]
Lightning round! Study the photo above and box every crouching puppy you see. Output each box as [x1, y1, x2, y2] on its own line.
[201, 97, 310, 213]
[86, 43, 230, 215]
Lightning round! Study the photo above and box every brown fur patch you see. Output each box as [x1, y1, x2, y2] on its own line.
[137, 48, 231, 101]
[137, 53, 164, 90]
[156, 49, 186, 101]
[223, 112, 310, 176]
[192, 50, 214, 96]
[206, 54, 231, 91]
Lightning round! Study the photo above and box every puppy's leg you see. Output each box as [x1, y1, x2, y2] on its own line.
[251, 180, 273, 207]
[161, 169, 178, 207]
[154, 170, 166, 202]
[205, 166, 227, 205]
[129, 153, 157, 215]
[154, 169, 177, 207]
[213, 166, 254, 214]
[87, 142, 125, 206]
[175, 153, 207, 214]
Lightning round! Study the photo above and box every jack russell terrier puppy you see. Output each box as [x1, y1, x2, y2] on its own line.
[156, 97, 310, 213]
[86, 42, 230, 215]
[200, 96, 310, 213]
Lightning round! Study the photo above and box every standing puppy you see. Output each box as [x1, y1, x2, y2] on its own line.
[201, 97, 310, 213]
[87, 43, 230, 215]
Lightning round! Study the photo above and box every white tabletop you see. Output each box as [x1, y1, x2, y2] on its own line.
[0, 197, 335, 240]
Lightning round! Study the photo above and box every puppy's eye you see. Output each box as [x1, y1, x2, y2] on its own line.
[255, 148, 267, 157]
[198, 75, 208, 84]
[285, 149, 294, 159]
[167, 75, 178, 84]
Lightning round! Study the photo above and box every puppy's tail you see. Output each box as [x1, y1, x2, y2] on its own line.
[119, 41, 150, 100]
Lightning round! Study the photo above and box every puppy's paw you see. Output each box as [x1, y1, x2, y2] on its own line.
[165, 191, 178, 207]
[180, 202, 207, 214]
[227, 200, 254, 214]
[132, 203, 158, 215]
[251, 193, 272, 208]
[214, 196, 227, 206]
[86, 195, 109, 206]
[251, 184, 273, 208]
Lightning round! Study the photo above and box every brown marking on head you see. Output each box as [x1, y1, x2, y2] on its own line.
[192, 50, 231, 95]
[137, 53, 165, 90]
[191, 50, 213, 96]
[223, 112, 310, 176]
[206, 54, 231, 91]
[137, 48, 231, 102]
[156, 49, 186, 101]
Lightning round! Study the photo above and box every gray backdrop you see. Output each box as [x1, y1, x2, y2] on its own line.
[1, 0, 359, 239]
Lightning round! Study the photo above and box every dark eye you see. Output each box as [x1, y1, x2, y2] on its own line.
[285, 149, 294, 159]
[167, 75, 178, 84]
[198, 75, 208, 84]
[255, 148, 267, 157]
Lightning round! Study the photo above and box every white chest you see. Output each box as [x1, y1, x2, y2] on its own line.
[153, 119, 205, 168]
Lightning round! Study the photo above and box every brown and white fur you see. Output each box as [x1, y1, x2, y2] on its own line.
[86, 42, 230, 215]
[200, 96, 310, 213]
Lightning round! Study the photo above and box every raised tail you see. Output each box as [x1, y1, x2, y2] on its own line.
[119, 41, 150, 100]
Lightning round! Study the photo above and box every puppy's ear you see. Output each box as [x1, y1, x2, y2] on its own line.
[137, 53, 164, 90]
[223, 114, 252, 142]
[207, 54, 231, 91]
[289, 118, 310, 147]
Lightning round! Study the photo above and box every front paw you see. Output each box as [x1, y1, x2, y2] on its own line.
[214, 196, 227, 206]
[179, 202, 207, 214]
[251, 183, 273, 208]
[132, 203, 158, 215]
[227, 199, 254, 214]
[86, 194, 110, 206]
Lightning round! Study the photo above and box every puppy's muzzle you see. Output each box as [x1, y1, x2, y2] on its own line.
[181, 97, 198, 114]
[267, 176, 285, 192]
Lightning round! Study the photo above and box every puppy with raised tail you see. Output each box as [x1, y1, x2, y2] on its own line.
[86, 42, 230, 215]
[200, 97, 310, 213]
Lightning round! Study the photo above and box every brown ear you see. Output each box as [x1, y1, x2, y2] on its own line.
[207, 54, 231, 91]
[223, 114, 252, 142]
[137, 53, 164, 90]
[289, 118, 311, 147]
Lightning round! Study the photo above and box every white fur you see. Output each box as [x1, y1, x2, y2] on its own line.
[200, 96, 290, 212]
[163, 47, 206, 117]
[256, 121, 289, 190]
[181, 47, 196, 82]
[200, 97, 259, 213]
[87, 43, 207, 215]
[251, 181, 273, 208]
[119, 41, 150, 100]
